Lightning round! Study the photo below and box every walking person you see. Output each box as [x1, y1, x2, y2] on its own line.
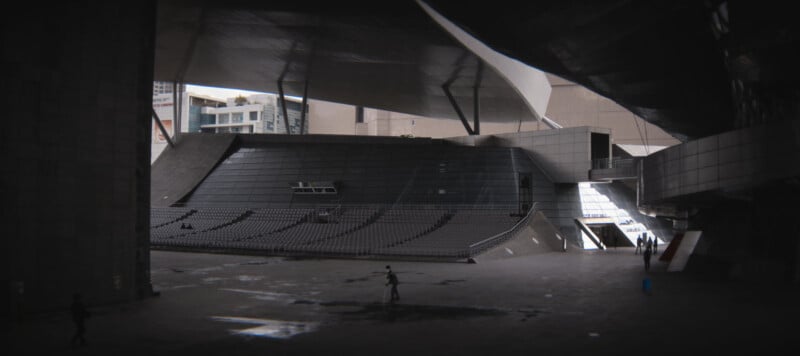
[653, 237, 659, 255]
[70, 293, 91, 347]
[643, 246, 652, 272]
[385, 265, 399, 303]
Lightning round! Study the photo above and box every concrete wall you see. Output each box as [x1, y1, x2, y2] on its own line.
[1, 2, 155, 314]
[640, 120, 800, 204]
[150, 134, 238, 207]
[307, 99, 357, 135]
[449, 127, 608, 183]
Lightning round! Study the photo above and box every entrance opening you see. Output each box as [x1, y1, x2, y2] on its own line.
[587, 223, 632, 248]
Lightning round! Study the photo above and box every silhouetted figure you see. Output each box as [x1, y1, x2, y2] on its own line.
[646, 237, 653, 252]
[385, 265, 399, 303]
[187, 223, 193, 229]
[643, 246, 652, 272]
[70, 293, 90, 347]
[653, 237, 658, 255]
[635, 235, 643, 254]
[180, 223, 186, 229]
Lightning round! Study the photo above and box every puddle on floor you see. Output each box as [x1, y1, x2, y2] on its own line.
[220, 288, 293, 302]
[435, 279, 467, 286]
[319, 301, 506, 322]
[211, 316, 318, 339]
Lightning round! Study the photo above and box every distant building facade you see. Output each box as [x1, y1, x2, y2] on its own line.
[151, 89, 309, 162]
[197, 94, 308, 135]
[152, 75, 679, 163]
[152, 80, 183, 96]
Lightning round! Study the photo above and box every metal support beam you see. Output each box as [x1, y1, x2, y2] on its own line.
[170, 10, 205, 141]
[277, 78, 292, 135]
[152, 108, 174, 148]
[473, 62, 483, 135]
[442, 82, 475, 136]
[472, 84, 480, 135]
[299, 80, 309, 135]
[172, 82, 183, 140]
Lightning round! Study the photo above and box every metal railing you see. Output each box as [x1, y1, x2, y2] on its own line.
[466, 202, 537, 257]
[152, 203, 532, 260]
[163, 202, 521, 212]
[592, 157, 638, 170]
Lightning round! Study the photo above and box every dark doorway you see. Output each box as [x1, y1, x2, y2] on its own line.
[588, 223, 632, 248]
[591, 133, 610, 168]
[517, 172, 532, 217]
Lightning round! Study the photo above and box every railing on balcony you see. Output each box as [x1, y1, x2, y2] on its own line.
[590, 157, 640, 180]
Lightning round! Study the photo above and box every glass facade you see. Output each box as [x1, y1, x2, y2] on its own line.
[232, 112, 244, 123]
[188, 106, 216, 133]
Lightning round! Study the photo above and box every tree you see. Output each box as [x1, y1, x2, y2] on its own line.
[234, 95, 248, 106]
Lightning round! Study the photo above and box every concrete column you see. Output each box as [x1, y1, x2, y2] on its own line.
[1, 1, 156, 314]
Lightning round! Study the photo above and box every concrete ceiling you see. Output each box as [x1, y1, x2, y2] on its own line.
[424, 0, 800, 141]
[154, 0, 536, 128]
[155, 0, 800, 141]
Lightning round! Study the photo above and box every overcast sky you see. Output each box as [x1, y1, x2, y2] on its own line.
[186, 84, 267, 99]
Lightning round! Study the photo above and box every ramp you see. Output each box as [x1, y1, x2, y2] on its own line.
[659, 233, 684, 262]
[474, 211, 572, 261]
[666, 231, 702, 272]
[574, 218, 605, 250]
[151, 133, 237, 207]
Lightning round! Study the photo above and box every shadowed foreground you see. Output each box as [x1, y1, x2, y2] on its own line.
[6, 249, 799, 355]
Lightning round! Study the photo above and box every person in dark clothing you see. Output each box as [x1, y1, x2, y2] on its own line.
[70, 293, 90, 347]
[643, 246, 652, 272]
[385, 265, 399, 303]
[653, 237, 659, 255]
[635, 235, 643, 254]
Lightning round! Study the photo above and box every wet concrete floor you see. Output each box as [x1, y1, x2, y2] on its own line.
[5, 248, 800, 355]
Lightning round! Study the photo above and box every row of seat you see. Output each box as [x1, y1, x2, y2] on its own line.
[150, 207, 521, 258]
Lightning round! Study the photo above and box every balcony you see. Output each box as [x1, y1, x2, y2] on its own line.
[590, 157, 640, 181]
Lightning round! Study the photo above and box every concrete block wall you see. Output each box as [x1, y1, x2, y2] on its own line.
[448, 126, 606, 183]
[640, 120, 800, 204]
[1, 2, 155, 313]
[447, 127, 610, 245]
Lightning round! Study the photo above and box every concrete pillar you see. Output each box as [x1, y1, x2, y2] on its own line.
[1, 1, 156, 314]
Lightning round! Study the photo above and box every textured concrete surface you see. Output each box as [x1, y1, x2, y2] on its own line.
[5, 248, 799, 355]
[150, 133, 237, 207]
[476, 211, 569, 262]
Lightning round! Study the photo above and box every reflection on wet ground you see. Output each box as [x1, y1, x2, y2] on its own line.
[435, 279, 467, 285]
[212, 300, 511, 339]
[211, 316, 319, 339]
[343, 277, 371, 283]
[221, 288, 295, 302]
[11, 250, 800, 355]
[319, 301, 507, 323]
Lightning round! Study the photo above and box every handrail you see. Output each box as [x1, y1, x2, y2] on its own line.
[466, 202, 537, 256]
[162, 202, 521, 211]
[574, 218, 605, 250]
[592, 157, 639, 170]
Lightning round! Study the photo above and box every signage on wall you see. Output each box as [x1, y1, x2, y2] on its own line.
[153, 120, 173, 143]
